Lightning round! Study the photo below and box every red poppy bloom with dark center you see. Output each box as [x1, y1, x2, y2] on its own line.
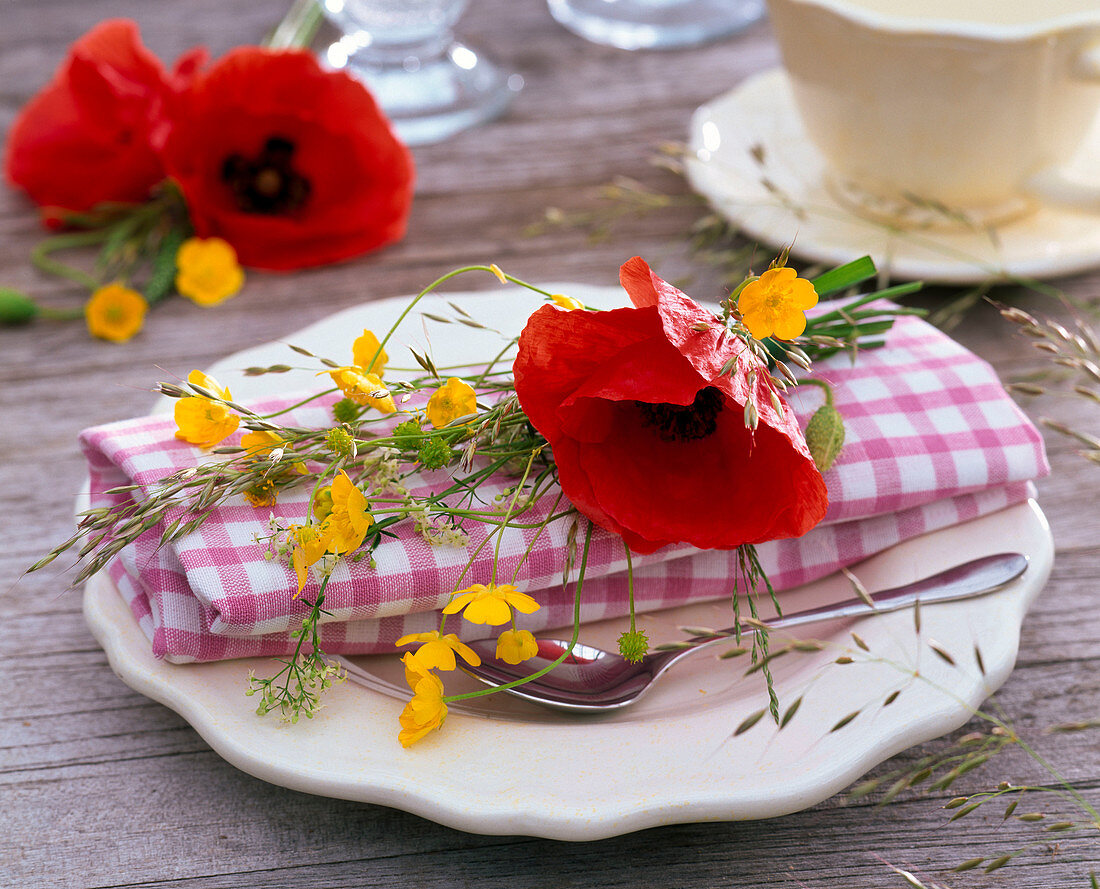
[513, 257, 828, 555]
[160, 48, 414, 270]
[4, 19, 205, 218]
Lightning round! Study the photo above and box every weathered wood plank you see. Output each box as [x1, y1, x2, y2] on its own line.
[1, 0, 1098, 886]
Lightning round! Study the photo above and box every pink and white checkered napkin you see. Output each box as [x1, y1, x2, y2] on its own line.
[81, 312, 1047, 663]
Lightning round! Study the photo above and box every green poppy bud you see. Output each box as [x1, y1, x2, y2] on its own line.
[805, 401, 845, 472]
[0, 288, 40, 325]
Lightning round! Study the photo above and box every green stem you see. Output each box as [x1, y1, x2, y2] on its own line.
[624, 543, 637, 635]
[511, 493, 565, 584]
[265, 0, 323, 49]
[259, 387, 341, 418]
[276, 572, 330, 701]
[1005, 732, 1100, 824]
[841, 644, 1100, 826]
[365, 265, 560, 376]
[31, 230, 109, 290]
[473, 338, 520, 387]
[798, 377, 835, 408]
[37, 305, 86, 321]
[490, 450, 542, 583]
[366, 266, 499, 377]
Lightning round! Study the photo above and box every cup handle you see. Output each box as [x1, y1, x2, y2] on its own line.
[1026, 167, 1100, 212]
[1025, 44, 1100, 212]
[1073, 41, 1100, 81]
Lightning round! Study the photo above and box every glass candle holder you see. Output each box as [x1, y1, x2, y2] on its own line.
[322, 0, 522, 145]
[547, 0, 765, 50]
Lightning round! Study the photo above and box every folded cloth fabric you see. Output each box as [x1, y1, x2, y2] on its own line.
[81, 312, 1048, 663]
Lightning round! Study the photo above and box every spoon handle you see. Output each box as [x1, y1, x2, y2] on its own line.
[655, 552, 1029, 673]
[765, 552, 1028, 632]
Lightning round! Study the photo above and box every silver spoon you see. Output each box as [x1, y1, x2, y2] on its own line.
[338, 552, 1027, 714]
[455, 552, 1028, 713]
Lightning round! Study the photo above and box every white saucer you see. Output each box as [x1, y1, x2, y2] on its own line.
[686, 68, 1100, 284]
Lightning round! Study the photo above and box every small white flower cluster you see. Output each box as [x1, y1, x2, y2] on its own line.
[411, 507, 470, 548]
[254, 514, 338, 579]
[256, 512, 288, 562]
[495, 485, 531, 512]
[361, 446, 408, 498]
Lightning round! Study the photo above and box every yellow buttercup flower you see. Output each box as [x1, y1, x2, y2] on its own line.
[425, 377, 478, 429]
[173, 370, 239, 448]
[441, 582, 540, 626]
[398, 653, 447, 747]
[737, 267, 819, 341]
[327, 367, 396, 414]
[495, 628, 538, 665]
[395, 630, 481, 671]
[352, 329, 388, 378]
[186, 369, 232, 401]
[549, 293, 584, 311]
[241, 429, 308, 474]
[243, 479, 278, 508]
[312, 486, 334, 523]
[240, 430, 283, 457]
[175, 237, 244, 306]
[401, 651, 432, 688]
[324, 470, 373, 554]
[85, 283, 147, 343]
[288, 522, 331, 594]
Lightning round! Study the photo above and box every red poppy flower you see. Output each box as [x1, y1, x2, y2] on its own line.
[4, 19, 205, 218]
[513, 257, 828, 555]
[160, 48, 414, 271]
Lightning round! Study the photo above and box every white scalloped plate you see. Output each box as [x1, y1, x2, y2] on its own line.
[83, 285, 1053, 840]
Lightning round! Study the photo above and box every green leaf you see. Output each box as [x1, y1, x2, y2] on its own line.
[847, 778, 879, 799]
[734, 708, 767, 736]
[813, 318, 899, 339]
[810, 256, 877, 297]
[864, 280, 923, 302]
[98, 211, 146, 273]
[144, 227, 186, 305]
[830, 709, 861, 732]
[947, 800, 983, 822]
[779, 695, 803, 729]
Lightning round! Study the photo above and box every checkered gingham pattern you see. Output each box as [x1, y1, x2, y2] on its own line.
[81, 312, 1048, 663]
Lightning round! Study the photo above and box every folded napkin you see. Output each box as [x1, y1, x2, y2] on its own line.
[82, 312, 1048, 663]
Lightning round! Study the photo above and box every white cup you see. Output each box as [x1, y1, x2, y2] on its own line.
[766, 0, 1100, 227]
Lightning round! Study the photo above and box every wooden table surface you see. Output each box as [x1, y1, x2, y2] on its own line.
[3, 2, 1098, 886]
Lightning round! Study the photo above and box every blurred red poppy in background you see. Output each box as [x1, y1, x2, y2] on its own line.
[513, 257, 828, 555]
[160, 48, 414, 270]
[4, 19, 204, 218]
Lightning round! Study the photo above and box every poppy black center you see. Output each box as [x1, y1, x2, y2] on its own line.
[636, 386, 725, 442]
[221, 136, 311, 215]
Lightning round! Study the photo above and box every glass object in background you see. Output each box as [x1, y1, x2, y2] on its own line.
[322, 0, 522, 145]
[546, 0, 765, 50]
